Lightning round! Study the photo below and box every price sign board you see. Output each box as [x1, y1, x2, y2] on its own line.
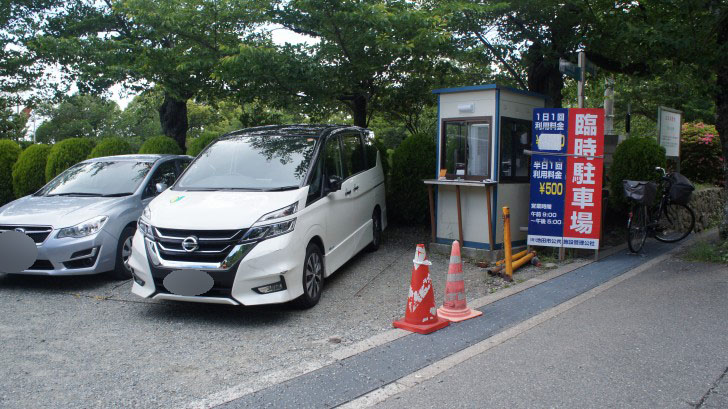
[563, 108, 604, 250]
[528, 108, 569, 247]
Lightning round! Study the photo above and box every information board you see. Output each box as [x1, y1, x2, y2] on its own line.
[658, 106, 682, 158]
[528, 108, 569, 247]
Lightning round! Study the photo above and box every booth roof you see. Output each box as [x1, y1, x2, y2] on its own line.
[431, 84, 548, 100]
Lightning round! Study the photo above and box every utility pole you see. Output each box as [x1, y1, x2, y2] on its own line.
[578, 51, 586, 108]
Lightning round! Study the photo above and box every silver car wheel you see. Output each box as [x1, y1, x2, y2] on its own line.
[121, 236, 133, 271]
[305, 251, 323, 299]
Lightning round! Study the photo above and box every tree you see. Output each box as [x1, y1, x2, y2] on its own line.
[29, 0, 267, 150]
[0, 99, 29, 141]
[34, 94, 119, 143]
[220, 0, 454, 128]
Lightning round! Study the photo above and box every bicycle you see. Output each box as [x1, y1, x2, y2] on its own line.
[624, 167, 696, 253]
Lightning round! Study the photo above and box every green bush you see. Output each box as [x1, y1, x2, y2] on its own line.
[609, 136, 666, 208]
[186, 131, 218, 156]
[12, 144, 51, 197]
[0, 140, 22, 205]
[88, 137, 134, 159]
[680, 122, 723, 185]
[45, 137, 95, 182]
[388, 132, 436, 225]
[139, 136, 183, 155]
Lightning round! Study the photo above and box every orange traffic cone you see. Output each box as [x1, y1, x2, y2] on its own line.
[393, 244, 450, 334]
[437, 241, 482, 322]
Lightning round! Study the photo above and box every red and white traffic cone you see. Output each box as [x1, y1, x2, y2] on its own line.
[437, 241, 482, 322]
[393, 244, 450, 334]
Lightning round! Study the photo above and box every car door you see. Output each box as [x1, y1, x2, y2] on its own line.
[338, 131, 371, 252]
[321, 134, 360, 273]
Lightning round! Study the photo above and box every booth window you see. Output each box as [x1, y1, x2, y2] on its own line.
[440, 119, 492, 180]
[499, 117, 532, 183]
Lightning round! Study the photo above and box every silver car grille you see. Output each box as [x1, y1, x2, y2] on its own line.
[0, 225, 53, 244]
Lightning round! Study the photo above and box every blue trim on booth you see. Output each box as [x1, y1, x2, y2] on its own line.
[433, 94, 441, 241]
[492, 89, 501, 249]
[432, 84, 548, 100]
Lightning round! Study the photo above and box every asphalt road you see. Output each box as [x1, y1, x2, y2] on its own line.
[375, 257, 728, 408]
[0, 226, 540, 408]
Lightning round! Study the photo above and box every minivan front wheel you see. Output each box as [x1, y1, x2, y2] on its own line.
[366, 209, 381, 252]
[295, 243, 324, 309]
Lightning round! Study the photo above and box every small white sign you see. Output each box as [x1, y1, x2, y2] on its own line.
[457, 103, 474, 113]
[537, 133, 564, 151]
[658, 107, 682, 158]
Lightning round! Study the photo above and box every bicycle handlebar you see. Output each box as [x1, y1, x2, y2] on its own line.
[655, 167, 667, 177]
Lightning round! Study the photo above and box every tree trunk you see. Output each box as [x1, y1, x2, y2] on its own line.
[350, 94, 367, 128]
[158, 93, 188, 151]
[524, 44, 564, 108]
[716, 11, 728, 239]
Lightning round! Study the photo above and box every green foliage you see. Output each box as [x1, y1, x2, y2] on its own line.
[186, 132, 219, 157]
[388, 131, 436, 225]
[45, 138, 95, 182]
[88, 137, 134, 159]
[12, 143, 50, 197]
[0, 140, 21, 205]
[0, 99, 29, 141]
[139, 136, 183, 155]
[111, 90, 164, 149]
[681, 240, 728, 264]
[680, 122, 723, 186]
[608, 136, 666, 208]
[35, 94, 120, 143]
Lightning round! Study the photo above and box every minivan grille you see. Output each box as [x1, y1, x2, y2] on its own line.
[152, 227, 246, 263]
[0, 225, 53, 244]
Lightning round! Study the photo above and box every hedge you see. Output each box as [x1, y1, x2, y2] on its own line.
[0, 140, 22, 206]
[139, 136, 183, 155]
[13, 144, 51, 197]
[680, 122, 723, 186]
[388, 132, 436, 225]
[88, 137, 134, 159]
[186, 131, 218, 156]
[608, 136, 666, 208]
[45, 137, 95, 182]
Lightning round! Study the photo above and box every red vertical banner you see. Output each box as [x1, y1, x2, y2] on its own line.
[563, 108, 604, 250]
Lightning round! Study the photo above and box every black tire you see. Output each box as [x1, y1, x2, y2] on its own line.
[294, 242, 324, 309]
[627, 203, 648, 253]
[366, 208, 382, 252]
[108, 225, 135, 280]
[654, 203, 695, 243]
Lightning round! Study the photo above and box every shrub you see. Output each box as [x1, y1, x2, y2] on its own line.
[608, 136, 666, 209]
[88, 137, 134, 159]
[186, 131, 218, 156]
[45, 137, 95, 182]
[0, 140, 22, 205]
[139, 136, 182, 155]
[388, 132, 436, 225]
[680, 122, 723, 185]
[12, 144, 51, 197]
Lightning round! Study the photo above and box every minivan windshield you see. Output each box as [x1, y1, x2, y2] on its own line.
[175, 135, 317, 191]
[37, 161, 154, 197]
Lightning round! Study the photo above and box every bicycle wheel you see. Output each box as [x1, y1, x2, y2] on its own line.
[654, 202, 695, 243]
[627, 203, 648, 253]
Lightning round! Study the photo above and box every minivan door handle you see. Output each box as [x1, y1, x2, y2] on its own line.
[345, 189, 352, 196]
[353, 185, 359, 192]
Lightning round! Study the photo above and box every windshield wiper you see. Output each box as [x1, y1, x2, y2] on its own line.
[181, 187, 264, 192]
[102, 192, 134, 197]
[46, 192, 103, 197]
[264, 186, 300, 192]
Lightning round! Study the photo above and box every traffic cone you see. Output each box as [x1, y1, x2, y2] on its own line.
[437, 241, 482, 322]
[393, 244, 450, 334]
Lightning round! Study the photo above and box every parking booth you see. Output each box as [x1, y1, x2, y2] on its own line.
[425, 84, 548, 259]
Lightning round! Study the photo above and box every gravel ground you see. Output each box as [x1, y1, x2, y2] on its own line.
[0, 225, 561, 409]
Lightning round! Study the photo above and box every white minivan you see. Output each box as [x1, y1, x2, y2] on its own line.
[129, 125, 387, 308]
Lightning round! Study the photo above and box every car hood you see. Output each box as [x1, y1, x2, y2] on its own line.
[147, 189, 305, 230]
[0, 195, 131, 228]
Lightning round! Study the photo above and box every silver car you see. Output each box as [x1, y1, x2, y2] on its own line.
[0, 154, 192, 279]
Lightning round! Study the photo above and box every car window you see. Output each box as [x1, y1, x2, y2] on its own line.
[177, 159, 191, 172]
[144, 161, 178, 198]
[324, 136, 343, 182]
[340, 133, 366, 178]
[307, 155, 323, 204]
[363, 134, 378, 170]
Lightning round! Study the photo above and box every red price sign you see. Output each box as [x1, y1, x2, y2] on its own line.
[563, 108, 604, 249]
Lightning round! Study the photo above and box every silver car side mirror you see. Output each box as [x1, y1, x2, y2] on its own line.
[155, 183, 168, 194]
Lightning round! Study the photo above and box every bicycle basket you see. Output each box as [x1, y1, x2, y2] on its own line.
[668, 172, 695, 205]
[623, 180, 657, 204]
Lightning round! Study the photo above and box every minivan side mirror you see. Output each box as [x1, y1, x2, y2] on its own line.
[326, 175, 342, 194]
[155, 183, 168, 194]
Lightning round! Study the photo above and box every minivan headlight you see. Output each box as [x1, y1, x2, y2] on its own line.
[57, 216, 109, 239]
[258, 202, 298, 222]
[243, 219, 296, 242]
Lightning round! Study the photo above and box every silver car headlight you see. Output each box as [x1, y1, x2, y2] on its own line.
[243, 219, 296, 242]
[57, 216, 109, 239]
